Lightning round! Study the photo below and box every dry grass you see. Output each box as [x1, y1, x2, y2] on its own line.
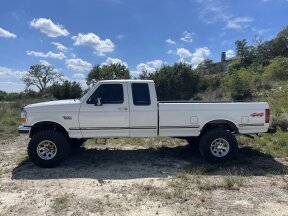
[51, 194, 70, 214]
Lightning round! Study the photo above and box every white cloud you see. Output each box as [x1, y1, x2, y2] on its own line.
[0, 81, 26, 93]
[101, 57, 128, 68]
[70, 53, 77, 58]
[197, 0, 231, 24]
[179, 58, 192, 65]
[0, 66, 27, 79]
[63, 75, 88, 90]
[191, 47, 211, 66]
[165, 38, 176, 44]
[176, 48, 192, 58]
[0, 27, 16, 38]
[180, 31, 194, 43]
[136, 60, 163, 74]
[116, 34, 127, 40]
[73, 73, 85, 79]
[225, 50, 235, 59]
[72, 33, 114, 56]
[65, 58, 92, 72]
[51, 42, 68, 51]
[30, 18, 69, 37]
[197, 1, 254, 32]
[39, 60, 51, 66]
[0, 66, 28, 92]
[167, 50, 173, 54]
[26, 50, 66, 60]
[225, 16, 253, 30]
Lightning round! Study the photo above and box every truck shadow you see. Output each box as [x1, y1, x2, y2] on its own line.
[12, 145, 288, 180]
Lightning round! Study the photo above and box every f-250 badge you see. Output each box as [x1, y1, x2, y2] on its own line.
[63, 116, 72, 120]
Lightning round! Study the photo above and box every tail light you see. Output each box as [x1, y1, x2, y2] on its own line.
[265, 109, 270, 123]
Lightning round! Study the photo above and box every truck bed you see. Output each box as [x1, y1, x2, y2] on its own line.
[158, 101, 269, 136]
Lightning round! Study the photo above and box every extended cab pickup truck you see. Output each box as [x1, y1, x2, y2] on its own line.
[18, 80, 275, 167]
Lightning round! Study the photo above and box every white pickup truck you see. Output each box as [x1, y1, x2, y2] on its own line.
[18, 80, 275, 167]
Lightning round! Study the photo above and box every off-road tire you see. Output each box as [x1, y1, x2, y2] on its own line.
[28, 130, 70, 168]
[199, 129, 238, 162]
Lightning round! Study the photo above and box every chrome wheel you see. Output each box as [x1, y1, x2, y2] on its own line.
[37, 140, 57, 160]
[210, 138, 230, 158]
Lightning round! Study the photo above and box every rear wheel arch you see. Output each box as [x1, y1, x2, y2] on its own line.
[200, 119, 238, 135]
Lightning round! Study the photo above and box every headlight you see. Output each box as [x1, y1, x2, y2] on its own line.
[20, 109, 28, 124]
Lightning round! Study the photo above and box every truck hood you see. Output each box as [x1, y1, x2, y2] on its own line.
[25, 99, 82, 112]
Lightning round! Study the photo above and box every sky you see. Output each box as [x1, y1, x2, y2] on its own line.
[0, 0, 288, 92]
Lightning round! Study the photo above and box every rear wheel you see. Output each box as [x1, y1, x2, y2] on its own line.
[28, 130, 70, 168]
[199, 129, 238, 162]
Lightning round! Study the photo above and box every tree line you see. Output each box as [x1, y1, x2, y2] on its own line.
[1, 26, 287, 101]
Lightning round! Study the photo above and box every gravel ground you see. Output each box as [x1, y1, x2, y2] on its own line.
[0, 135, 288, 216]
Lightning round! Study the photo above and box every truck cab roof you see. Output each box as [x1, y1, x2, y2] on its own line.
[98, 80, 154, 83]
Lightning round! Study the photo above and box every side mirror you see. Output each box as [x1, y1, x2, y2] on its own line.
[96, 98, 103, 106]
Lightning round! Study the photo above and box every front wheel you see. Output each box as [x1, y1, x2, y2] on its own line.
[199, 129, 238, 162]
[28, 130, 70, 168]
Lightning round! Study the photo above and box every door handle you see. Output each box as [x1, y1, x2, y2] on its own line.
[118, 107, 128, 111]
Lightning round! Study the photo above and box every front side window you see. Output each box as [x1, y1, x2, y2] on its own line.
[132, 83, 151, 106]
[87, 84, 124, 104]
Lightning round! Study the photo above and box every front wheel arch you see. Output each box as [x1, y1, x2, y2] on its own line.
[30, 121, 69, 138]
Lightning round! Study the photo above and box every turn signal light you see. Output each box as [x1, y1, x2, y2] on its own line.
[20, 117, 27, 123]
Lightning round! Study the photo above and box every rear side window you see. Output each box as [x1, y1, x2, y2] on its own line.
[132, 83, 151, 106]
[88, 84, 124, 104]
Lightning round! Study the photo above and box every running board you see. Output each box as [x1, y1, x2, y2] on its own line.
[95, 138, 108, 145]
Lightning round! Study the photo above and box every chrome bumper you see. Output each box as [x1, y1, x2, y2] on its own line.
[18, 125, 31, 134]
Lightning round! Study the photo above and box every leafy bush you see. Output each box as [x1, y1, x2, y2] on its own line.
[264, 57, 288, 80]
[222, 69, 254, 100]
[49, 81, 82, 99]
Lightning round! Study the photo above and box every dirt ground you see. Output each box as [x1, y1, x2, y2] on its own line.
[0, 136, 288, 216]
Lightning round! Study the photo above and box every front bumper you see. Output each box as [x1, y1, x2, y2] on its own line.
[18, 125, 31, 134]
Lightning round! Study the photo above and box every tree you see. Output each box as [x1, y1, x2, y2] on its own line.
[49, 81, 83, 99]
[86, 63, 131, 86]
[22, 64, 63, 93]
[138, 70, 150, 80]
[271, 26, 288, 58]
[0, 90, 7, 101]
[255, 41, 274, 66]
[149, 62, 205, 100]
[235, 39, 256, 68]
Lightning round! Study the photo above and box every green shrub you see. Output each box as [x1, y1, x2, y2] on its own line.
[222, 68, 253, 100]
[264, 57, 288, 81]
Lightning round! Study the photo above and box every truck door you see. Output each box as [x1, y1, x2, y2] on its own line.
[78, 82, 129, 138]
[128, 82, 158, 137]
